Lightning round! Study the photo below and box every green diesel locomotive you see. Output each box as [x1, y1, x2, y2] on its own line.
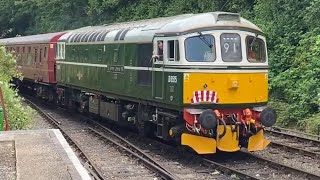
[3, 12, 277, 154]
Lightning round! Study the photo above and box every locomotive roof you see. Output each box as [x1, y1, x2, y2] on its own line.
[0, 32, 65, 45]
[60, 11, 262, 44]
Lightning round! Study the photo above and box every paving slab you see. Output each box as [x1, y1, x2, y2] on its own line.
[0, 129, 91, 180]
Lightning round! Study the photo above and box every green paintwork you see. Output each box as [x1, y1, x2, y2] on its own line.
[56, 43, 183, 109]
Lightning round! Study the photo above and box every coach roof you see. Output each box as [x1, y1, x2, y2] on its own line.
[59, 12, 262, 44]
[0, 32, 65, 45]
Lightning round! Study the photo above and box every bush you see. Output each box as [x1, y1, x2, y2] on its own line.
[0, 46, 35, 130]
[268, 98, 293, 127]
[269, 34, 320, 123]
[298, 113, 320, 134]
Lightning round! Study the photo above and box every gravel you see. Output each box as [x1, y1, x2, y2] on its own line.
[25, 100, 320, 180]
[253, 134, 320, 177]
[0, 141, 16, 180]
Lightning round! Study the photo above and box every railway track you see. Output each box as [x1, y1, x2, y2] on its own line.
[24, 96, 320, 180]
[112, 126, 320, 180]
[130, 134, 320, 180]
[209, 150, 320, 180]
[266, 127, 320, 157]
[22, 96, 252, 179]
[249, 127, 320, 177]
[87, 126, 178, 179]
[24, 97, 180, 180]
[24, 98, 106, 180]
[268, 127, 320, 140]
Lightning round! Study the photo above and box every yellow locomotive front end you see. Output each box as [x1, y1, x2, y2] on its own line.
[182, 71, 274, 154]
[165, 13, 277, 154]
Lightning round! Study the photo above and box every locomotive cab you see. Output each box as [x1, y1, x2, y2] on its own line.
[152, 13, 276, 154]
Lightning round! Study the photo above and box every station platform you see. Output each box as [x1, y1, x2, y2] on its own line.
[0, 129, 91, 180]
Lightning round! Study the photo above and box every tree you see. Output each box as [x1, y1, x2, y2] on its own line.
[0, 46, 34, 129]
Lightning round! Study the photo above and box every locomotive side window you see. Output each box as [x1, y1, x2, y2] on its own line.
[97, 49, 102, 62]
[56, 43, 66, 60]
[156, 40, 163, 61]
[220, 33, 242, 62]
[167, 40, 179, 61]
[185, 35, 215, 62]
[113, 48, 118, 63]
[62, 44, 65, 59]
[168, 40, 174, 60]
[246, 36, 266, 63]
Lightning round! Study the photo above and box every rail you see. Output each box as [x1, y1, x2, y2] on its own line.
[24, 97, 106, 180]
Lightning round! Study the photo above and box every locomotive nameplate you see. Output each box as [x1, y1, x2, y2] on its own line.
[106, 65, 124, 74]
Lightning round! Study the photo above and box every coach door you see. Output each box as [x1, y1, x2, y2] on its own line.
[33, 46, 40, 81]
[152, 39, 165, 100]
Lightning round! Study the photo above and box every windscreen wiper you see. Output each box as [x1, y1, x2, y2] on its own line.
[250, 33, 258, 48]
[197, 32, 213, 48]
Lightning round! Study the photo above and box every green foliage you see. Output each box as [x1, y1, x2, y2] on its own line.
[270, 34, 320, 119]
[1, 0, 256, 35]
[254, 1, 320, 131]
[254, 0, 310, 76]
[0, 46, 35, 130]
[268, 99, 293, 127]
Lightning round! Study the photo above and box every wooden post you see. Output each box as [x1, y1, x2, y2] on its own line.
[0, 86, 9, 131]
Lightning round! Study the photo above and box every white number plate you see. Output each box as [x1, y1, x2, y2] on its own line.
[168, 75, 177, 83]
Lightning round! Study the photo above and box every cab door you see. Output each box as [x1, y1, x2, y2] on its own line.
[33, 45, 39, 81]
[152, 39, 165, 100]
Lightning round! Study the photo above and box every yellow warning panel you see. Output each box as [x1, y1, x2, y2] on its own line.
[181, 133, 216, 154]
[217, 125, 240, 152]
[183, 72, 268, 104]
[248, 129, 270, 151]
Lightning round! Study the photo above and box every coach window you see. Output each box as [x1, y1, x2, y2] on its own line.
[246, 36, 266, 63]
[55, 44, 58, 59]
[40, 49, 43, 63]
[185, 34, 215, 62]
[34, 48, 38, 62]
[220, 33, 242, 62]
[44, 47, 47, 59]
[167, 40, 179, 61]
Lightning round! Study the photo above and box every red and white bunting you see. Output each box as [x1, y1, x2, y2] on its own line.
[191, 90, 219, 104]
